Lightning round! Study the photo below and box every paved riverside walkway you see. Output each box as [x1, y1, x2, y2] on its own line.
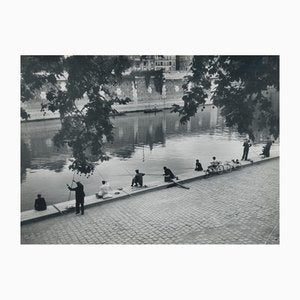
[21, 158, 279, 244]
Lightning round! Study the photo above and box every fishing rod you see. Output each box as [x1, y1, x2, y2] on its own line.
[171, 180, 190, 190]
[120, 165, 133, 176]
[175, 167, 195, 170]
[67, 171, 76, 202]
[94, 165, 106, 181]
[117, 187, 131, 197]
[105, 172, 162, 177]
[144, 173, 163, 176]
[114, 174, 135, 176]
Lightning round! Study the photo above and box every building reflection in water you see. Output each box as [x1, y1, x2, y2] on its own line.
[21, 106, 221, 181]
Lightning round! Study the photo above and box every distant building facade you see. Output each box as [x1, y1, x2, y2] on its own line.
[129, 55, 177, 72]
[129, 55, 155, 71]
[176, 55, 193, 71]
[153, 55, 176, 72]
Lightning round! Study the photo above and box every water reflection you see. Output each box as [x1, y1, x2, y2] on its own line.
[21, 140, 31, 181]
[21, 121, 70, 180]
[21, 106, 220, 180]
[106, 106, 219, 158]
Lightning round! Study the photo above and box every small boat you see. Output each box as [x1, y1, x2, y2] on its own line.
[143, 108, 163, 114]
[110, 111, 126, 116]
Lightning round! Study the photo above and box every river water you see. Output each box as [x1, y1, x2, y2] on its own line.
[21, 106, 269, 211]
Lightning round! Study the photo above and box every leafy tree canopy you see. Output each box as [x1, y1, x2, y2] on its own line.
[21, 55, 279, 175]
[172, 56, 279, 140]
[21, 55, 133, 175]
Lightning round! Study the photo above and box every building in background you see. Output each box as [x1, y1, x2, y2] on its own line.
[129, 55, 155, 71]
[129, 55, 177, 72]
[176, 55, 193, 71]
[153, 55, 176, 72]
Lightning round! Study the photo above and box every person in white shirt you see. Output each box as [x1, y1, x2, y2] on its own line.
[97, 180, 112, 199]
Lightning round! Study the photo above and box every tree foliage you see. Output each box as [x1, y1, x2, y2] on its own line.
[21, 55, 132, 175]
[21, 55, 280, 176]
[172, 56, 279, 140]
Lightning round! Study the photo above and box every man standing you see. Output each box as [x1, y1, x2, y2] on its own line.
[67, 181, 85, 215]
[242, 139, 252, 161]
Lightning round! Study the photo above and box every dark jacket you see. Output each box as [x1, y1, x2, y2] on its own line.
[164, 168, 176, 179]
[68, 184, 85, 202]
[195, 162, 203, 171]
[34, 197, 47, 211]
[133, 173, 145, 185]
[263, 141, 272, 157]
[243, 142, 251, 150]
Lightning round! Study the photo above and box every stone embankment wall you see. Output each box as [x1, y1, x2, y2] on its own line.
[21, 72, 188, 121]
[21, 72, 279, 122]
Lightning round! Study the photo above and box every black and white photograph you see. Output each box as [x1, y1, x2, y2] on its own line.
[1, 1, 299, 299]
[20, 55, 280, 245]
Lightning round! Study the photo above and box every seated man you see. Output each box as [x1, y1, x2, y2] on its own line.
[231, 159, 241, 168]
[34, 194, 47, 211]
[97, 180, 112, 199]
[260, 139, 273, 158]
[131, 170, 145, 187]
[207, 156, 219, 172]
[163, 166, 178, 182]
[195, 159, 203, 171]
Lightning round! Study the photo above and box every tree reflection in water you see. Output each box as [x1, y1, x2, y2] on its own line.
[21, 140, 31, 181]
[24, 106, 269, 180]
[30, 159, 66, 173]
[21, 108, 220, 179]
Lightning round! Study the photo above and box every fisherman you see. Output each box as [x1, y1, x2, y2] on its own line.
[242, 139, 252, 160]
[131, 169, 145, 187]
[211, 156, 219, 167]
[34, 194, 47, 211]
[67, 181, 85, 215]
[207, 156, 219, 172]
[195, 159, 203, 171]
[163, 166, 178, 182]
[231, 159, 241, 169]
[97, 180, 112, 199]
[260, 138, 273, 157]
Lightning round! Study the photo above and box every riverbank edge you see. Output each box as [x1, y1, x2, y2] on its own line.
[21, 156, 279, 225]
[20, 102, 215, 123]
[20, 106, 171, 123]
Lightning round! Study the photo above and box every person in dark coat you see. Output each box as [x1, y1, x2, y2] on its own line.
[34, 194, 47, 211]
[242, 139, 252, 160]
[261, 139, 273, 157]
[131, 169, 145, 187]
[195, 159, 203, 171]
[163, 166, 178, 182]
[67, 181, 85, 215]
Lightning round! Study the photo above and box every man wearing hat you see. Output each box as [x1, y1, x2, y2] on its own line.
[67, 181, 85, 215]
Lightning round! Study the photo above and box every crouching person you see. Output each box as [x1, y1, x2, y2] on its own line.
[131, 170, 145, 187]
[163, 166, 178, 182]
[34, 194, 47, 211]
[96, 180, 112, 199]
[195, 159, 203, 171]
